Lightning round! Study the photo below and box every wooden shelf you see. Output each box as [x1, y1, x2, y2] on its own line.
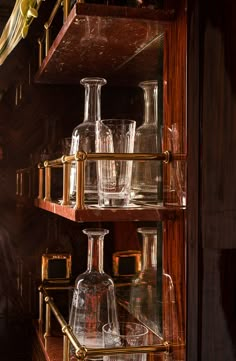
[34, 198, 185, 222]
[34, 3, 175, 85]
[33, 321, 63, 361]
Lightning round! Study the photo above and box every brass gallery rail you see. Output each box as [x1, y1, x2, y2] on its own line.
[37, 150, 186, 210]
[38, 285, 184, 361]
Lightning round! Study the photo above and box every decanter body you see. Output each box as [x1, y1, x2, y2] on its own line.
[132, 80, 162, 203]
[69, 77, 107, 204]
[129, 227, 161, 336]
[69, 228, 118, 358]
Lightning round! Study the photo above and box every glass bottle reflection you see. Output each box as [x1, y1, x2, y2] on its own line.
[69, 228, 118, 358]
[129, 227, 161, 336]
[80, 17, 107, 47]
[69, 77, 107, 204]
[132, 80, 162, 204]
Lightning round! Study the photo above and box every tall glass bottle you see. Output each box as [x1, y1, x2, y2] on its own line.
[129, 227, 161, 336]
[69, 77, 107, 204]
[69, 228, 118, 358]
[132, 80, 162, 203]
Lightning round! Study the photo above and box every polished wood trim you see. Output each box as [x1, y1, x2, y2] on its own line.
[162, 1, 186, 360]
[34, 198, 185, 222]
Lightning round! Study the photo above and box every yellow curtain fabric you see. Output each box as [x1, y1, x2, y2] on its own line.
[0, 0, 39, 65]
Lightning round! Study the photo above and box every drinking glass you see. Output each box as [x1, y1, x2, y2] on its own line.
[103, 322, 148, 361]
[69, 228, 119, 359]
[96, 119, 136, 207]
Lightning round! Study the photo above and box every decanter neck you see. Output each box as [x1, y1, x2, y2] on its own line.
[140, 81, 158, 126]
[87, 234, 104, 272]
[141, 233, 157, 271]
[82, 78, 106, 123]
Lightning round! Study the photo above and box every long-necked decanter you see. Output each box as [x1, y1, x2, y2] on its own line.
[69, 228, 118, 359]
[129, 227, 161, 336]
[69, 77, 107, 204]
[132, 80, 162, 203]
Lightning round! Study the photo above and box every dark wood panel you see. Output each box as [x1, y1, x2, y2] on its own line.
[201, 249, 236, 360]
[187, 0, 236, 360]
[201, 0, 236, 249]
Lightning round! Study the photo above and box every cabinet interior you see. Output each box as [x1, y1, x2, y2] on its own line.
[0, 0, 186, 360]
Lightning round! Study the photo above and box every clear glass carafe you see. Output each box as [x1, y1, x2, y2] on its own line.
[69, 77, 107, 204]
[129, 227, 161, 336]
[69, 228, 118, 359]
[132, 80, 162, 203]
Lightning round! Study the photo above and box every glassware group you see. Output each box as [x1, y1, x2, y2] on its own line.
[67, 76, 183, 208]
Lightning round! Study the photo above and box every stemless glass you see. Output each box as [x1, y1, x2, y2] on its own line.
[103, 322, 148, 361]
[69, 228, 118, 359]
[96, 119, 136, 207]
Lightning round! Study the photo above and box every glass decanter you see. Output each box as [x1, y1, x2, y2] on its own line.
[129, 227, 161, 336]
[132, 80, 162, 203]
[69, 77, 107, 204]
[69, 228, 118, 359]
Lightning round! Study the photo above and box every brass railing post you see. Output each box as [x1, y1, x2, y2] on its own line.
[45, 301, 52, 338]
[63, 0, 70, 22]
[38, 38, 43, 67]
[38, 164, 44, 199]
[28, 271, 32, 313]
[74, 151, 86, 210]
[44, 162, 51, 201]
[28, 169, 32, 198]
[16, 171, 20, 196]
[62, 156, 71, 205]
[44, 0, 62, 57]
[63, 334, 70, 361]
[19, 171, 23, 196]
[38, 286, 44, 333]
[44, 24, 50, 57]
